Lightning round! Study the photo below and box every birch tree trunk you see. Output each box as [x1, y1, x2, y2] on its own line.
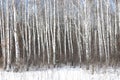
[1, 0, 7, 69]
[12, 0, 20, 67]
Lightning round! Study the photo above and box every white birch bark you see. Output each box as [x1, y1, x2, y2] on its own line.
[53, 0, 56, 65]
[69, 1, 74, 65]
[44, 0, 50, 64]
[106, 0, 110, 64]
[118, 1, 120, 33]
[6, 0, 10, 69]
[96, 0, 103, 62]
[67, 1, 71, 64]
[25, 0, 29, 65]
[12, 0, 20, 65]
[35, 0, 41, 60]
[28, 0, 32, 64]
[100, 0, 107, 61]
[56, 0, 62, 63]
[33, 0, 37, 64]
[77, 0, 82, 65]
[40, 18, 45, 64]
[63, 0, 67, 63]
[48, 0, 53, 65]
[1, 0, 7, 69]
[84, 0, 89, 62]
[114, 0, 118, 55]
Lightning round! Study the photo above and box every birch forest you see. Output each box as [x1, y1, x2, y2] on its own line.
[0, 0, 120, 71]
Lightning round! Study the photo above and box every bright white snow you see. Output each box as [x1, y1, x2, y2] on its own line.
[0, 67, 120, 80]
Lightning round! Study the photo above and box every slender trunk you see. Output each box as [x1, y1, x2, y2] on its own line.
[13, 0, 20, 66]
[96, 0, 102, 63]
[1, 0, 7, 69]
[106, 0, 110, 64]
[63, 0, 67, 64]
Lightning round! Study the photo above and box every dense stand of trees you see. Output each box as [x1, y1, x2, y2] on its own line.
[0, 0, 120, 71]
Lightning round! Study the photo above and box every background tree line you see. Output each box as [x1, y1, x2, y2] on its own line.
[0, 0, 120, 71]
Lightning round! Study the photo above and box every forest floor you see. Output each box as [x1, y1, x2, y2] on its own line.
[0, 66, 120, 80]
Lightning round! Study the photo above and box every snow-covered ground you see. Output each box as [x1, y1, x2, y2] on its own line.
[0, 67, 120, 80]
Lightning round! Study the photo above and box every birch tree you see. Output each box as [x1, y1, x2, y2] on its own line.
[13, 0, 20, 67]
